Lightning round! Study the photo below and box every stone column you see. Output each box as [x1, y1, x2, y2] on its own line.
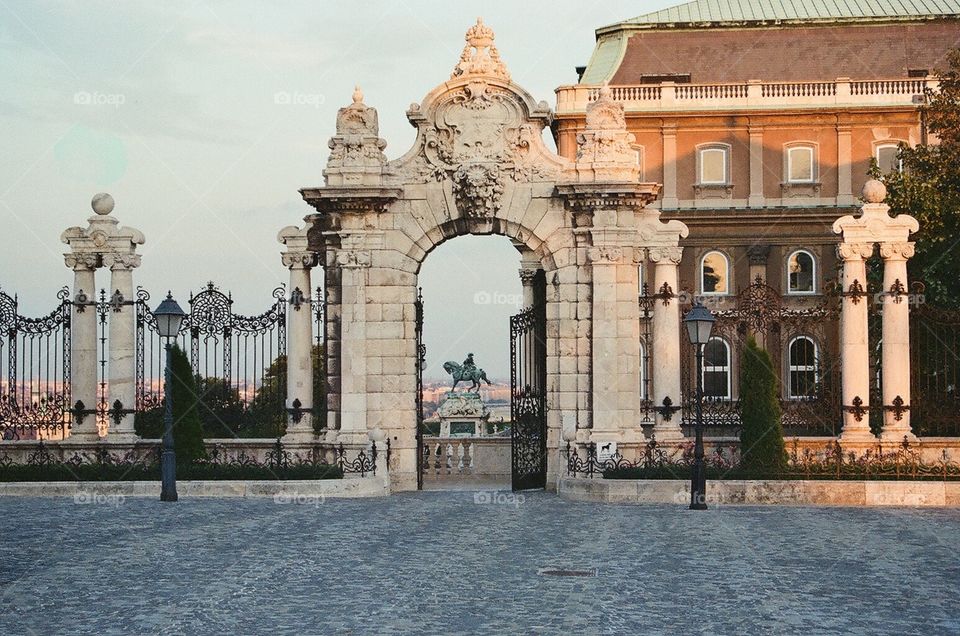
[518, 267, 538, 309]
[587, 245, 641, 442]
[104, 253, 140, 439]
[837, 124, 854, 206]
[748, 125, 764, 208]
[336, 245, 372, 445]
[284, 253, 317, 442]
[879, 241, 915, 441]
[649, 246, 684, 441]
[65, 255, 99, 441]
[837, 242, 874, 441]
[661, 125, 678, 209]
[833, 180, 919, 442]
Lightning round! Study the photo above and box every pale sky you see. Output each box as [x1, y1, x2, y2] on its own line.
[0, 0, 669, 378]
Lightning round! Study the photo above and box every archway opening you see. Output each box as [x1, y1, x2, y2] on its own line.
[417, 234, 532, 490]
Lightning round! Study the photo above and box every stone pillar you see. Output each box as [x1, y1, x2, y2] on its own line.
[661, 125, 678, 209]
[103, 254, 141, 439]
[336, 243, 372, 445]
[648, 247, 684, 441]
[836, 242, 874, 441]
[837, 124, 854, 206]
[833, 180, 919, 442]
[518, 267, 538, 309]
[61, 193, 145, 442]
[879, 241, 915, 441]
[748, 125, 764, 208]
[65, 256, 99, 441]
[278, 223, 318, 443]
[587, 244, 641, 442]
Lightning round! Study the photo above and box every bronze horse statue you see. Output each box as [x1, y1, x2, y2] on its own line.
[443, 361, 492, 392]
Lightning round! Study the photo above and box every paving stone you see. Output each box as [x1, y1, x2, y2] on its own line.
[0, 492, 958, 634]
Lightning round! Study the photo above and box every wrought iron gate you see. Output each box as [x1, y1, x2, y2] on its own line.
[909, 283, 960, 436]
[680, 278, 842, 436]
[135, 282, 287, 436]
[0, 288, 72, 439]
[415, 288, 425, 489]
[510, 275, 547, 491]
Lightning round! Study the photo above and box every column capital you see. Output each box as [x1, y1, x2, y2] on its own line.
[837, 242, 875, 261]
[518, 268, 539, 284]
[102, 253, 142, 271]
[64, 253, 99, 271]
[879, 241, 915, 261]
[648, 246, 683, 265]
[281, 251, 318, 269]
[586, 246, 624, 264]
[336, 249, 372, 269]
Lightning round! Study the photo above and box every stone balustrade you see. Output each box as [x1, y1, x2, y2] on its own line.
[554, 78, 935, 115]
[420, 436, 511, 485]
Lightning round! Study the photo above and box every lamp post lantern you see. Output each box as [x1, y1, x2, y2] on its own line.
[683, 302, 715, 510]
[154, 292, 186, 502]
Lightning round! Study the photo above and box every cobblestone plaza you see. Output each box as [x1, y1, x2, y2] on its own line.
[2, 492, 958, 635]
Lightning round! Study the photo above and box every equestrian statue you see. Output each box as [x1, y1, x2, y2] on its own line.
[443, 353, 492, 392]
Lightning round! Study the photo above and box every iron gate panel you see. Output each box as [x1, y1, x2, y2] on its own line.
[910, 284, 960, 436]
[679, 279, 841, 436]
[135, 283, 287, 437]
[415, 288, 425, 489]
[510, 288, 547, 491]
[0, 287, 72, 439]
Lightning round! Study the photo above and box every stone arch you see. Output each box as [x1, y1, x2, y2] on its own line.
[288, 19, 687, 492]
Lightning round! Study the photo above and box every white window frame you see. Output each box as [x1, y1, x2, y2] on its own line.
[702, 337, 732, 400]
[698, 146, 729, 185]
[786, 249, 817, 295]
[700, 250, 730, 295]
[786, 145, 816, 183]
[787, 336, 820, 400]
[874, 142, 903, 174]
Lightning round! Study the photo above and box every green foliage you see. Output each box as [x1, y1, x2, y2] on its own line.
[739, 336, 787, 472]
[870, 49, 960, 308]
[133, 345, 206, 466]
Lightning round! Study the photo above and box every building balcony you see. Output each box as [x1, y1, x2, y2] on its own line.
[554, 77, 936, 116]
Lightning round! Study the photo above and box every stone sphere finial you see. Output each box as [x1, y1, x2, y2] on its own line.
[862, 179, 887, 204]
[352, 85, 363, 104]
[91, 192, 114, 215]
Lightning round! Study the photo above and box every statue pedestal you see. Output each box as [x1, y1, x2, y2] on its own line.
[437, 391, 490, 437]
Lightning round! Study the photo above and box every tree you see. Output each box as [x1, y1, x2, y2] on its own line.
[133, 345, 206, 465]
[739, 336, 787, 472]
[871, 49, 960, 307]
[245, 344, 327, 437]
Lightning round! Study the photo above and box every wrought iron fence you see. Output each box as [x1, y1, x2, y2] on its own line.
[0, 288, 72, 439]
[135, 282, 288, 437]
[910, 285, 960, 436]
[677, 278, 842, 436]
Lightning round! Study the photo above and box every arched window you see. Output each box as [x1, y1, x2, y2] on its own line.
[703, 337, 731, 400]
[788, 337, 819, 399]
[700, 251, 729, 295]
[875, 142, 903, 174]
[786, 145, 816, 183]
[698, 145, 729, 185]
[787, 250, 816, 294]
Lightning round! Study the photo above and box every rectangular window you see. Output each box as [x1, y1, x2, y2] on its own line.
[876, 145, 902, 174]
[700, 148, 727, 184]
[788, 147, 814, 182]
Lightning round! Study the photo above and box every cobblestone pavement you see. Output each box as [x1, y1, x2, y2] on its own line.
[1, 491, 959, 635]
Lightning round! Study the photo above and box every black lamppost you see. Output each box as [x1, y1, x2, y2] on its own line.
[154, 292, 186, 502]
[684, 302, 715, 510]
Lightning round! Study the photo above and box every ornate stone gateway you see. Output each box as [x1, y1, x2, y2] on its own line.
[289, 19, 687, 491]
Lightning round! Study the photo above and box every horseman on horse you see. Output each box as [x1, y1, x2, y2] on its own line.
[443, 352, 492, 392]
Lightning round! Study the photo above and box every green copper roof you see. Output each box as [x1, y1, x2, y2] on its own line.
[603, 0, 960, 31]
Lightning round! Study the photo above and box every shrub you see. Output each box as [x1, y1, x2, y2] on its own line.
[739, 336, 787, 472]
